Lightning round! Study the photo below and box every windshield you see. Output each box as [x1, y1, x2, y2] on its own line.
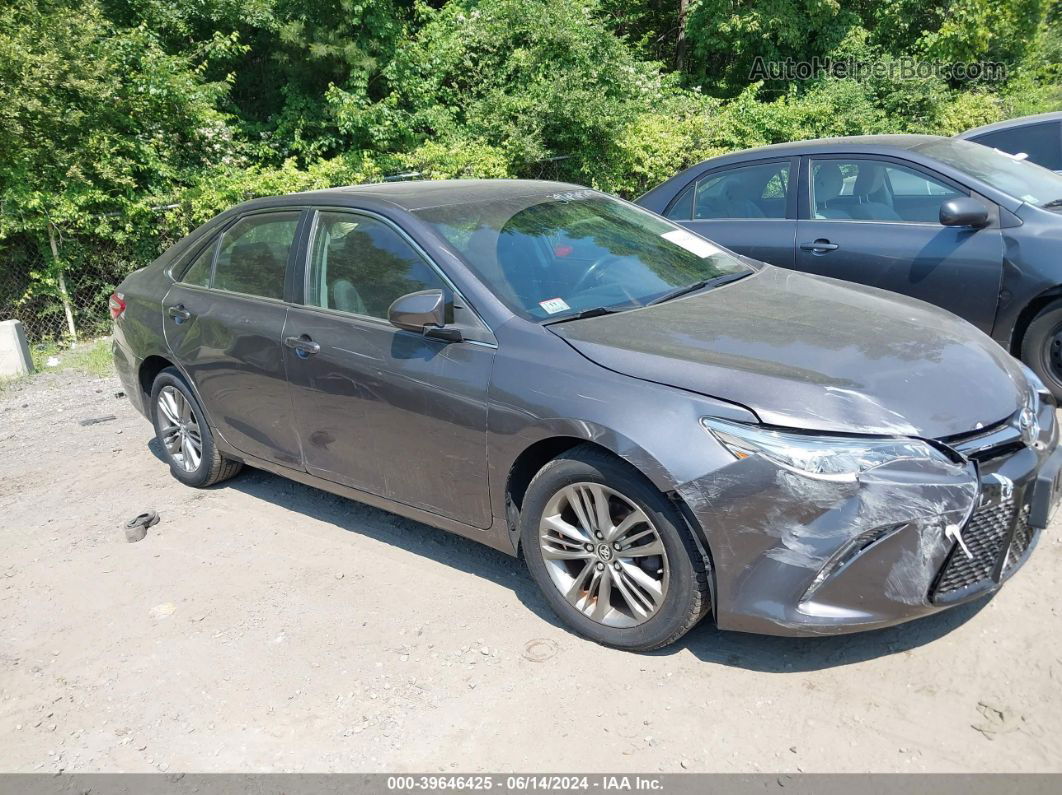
[916, 138, 1062, 207]
[414, 190, 752, 321]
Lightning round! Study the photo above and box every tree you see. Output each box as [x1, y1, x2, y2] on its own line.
[329, 0, 683, 184]
[0, 0, 230, 337]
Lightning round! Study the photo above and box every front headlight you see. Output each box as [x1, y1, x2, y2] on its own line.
[701, 417, 954, 481]
[1019, 363, 1051, 406]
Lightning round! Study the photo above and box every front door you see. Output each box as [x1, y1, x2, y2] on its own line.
[163, 210, 305, 467]
[283, 209, 495, 528]
[795, 157, 1004, 333]
[663, 158, 798, 267]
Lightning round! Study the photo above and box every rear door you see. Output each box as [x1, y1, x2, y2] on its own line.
[282, 209, 496, 528]
[163, 209, 306, 467]
[662, 157, 797, 266]
[794, 156, 1004, 332]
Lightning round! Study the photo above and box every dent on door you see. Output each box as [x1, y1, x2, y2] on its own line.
[282, 309, 496, 529]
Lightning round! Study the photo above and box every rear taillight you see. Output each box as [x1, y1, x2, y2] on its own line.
[109, 292, 126, 320]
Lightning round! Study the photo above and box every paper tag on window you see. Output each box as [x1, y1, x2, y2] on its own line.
[539, 297, 570, 314]
[661, 229, 721, 258]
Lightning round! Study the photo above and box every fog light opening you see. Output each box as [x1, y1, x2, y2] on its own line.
[800, 523, 907, 605]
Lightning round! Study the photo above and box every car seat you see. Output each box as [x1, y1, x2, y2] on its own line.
[812, 164, 852, 219]
[850, 166, 902, 221]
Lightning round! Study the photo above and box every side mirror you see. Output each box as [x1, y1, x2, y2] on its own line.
[939, 197, 989, 228]
[388, 289, 462, 341]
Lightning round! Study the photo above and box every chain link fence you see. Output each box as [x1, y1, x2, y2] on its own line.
[0, 236, 133, 347]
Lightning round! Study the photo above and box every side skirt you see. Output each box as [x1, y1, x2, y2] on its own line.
[213, 438, 516, 556]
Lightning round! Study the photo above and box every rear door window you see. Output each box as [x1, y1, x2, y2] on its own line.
[691, 161, 791, 219]
[212, 212, 300, 300]
[180, 239, 217, 288]
[664, 182, 695, 220]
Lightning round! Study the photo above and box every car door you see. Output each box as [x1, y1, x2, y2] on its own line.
[662, 157, 797, 267]
[163, 209, 306, 468]
[283, 208, 496, 529]
[794, 156, 1004, 333]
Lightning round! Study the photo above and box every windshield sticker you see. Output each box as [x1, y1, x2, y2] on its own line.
[1022, 194, 1041, 204]
[661, 229, 721, 258]
[539, 297, 571, 315]
[549, 189, 595, 202]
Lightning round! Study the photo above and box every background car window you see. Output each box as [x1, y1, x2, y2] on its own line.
[213, 213, 299, 299]
[664, 182, 695, 220]
[180, 239, 216, 287]
[971, 122, 1062, 172]
[692, 162, 790, 219]
[811, 159, 962, 223]
[308, 212, 445, 319]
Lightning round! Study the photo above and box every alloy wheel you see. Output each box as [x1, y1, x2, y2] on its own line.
[538, 482, 670, 628]
[156, 385, 203, 473]
[1049, 326, 1062, 385]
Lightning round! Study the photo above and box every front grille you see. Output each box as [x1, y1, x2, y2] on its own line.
[1004, 506, 1034, 573]
[947, 417, 1024, 462]
[933, 500, 1014, 598]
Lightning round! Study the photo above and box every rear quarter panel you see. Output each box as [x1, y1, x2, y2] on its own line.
[112, 219, 231, 414]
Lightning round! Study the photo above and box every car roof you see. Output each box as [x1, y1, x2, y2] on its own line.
[957, 111, 1062, 139]
[702, 134, 946, 159]
[635, 133, 1028, 213]
[233, 179, 586, 213]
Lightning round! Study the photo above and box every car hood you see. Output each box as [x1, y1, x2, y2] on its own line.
[550, 266, 1027, 439]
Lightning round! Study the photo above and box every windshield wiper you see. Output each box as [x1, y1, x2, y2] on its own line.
[543, 306, 625, 325]
[1042, 198, 1062, 209]
[648, 270, 751, 305]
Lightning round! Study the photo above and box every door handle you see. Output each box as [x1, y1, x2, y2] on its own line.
[167, 304, 191, 322]
[800, 239, 839, 254]
[284, 335, 320, 358]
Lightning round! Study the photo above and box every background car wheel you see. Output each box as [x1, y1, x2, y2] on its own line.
[149, 367, 243, 488]
[519, 445, 711, 652]
[1022, 301, 1062, 401]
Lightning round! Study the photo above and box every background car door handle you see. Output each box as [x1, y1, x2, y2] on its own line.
[284, 335, 320, 357]
[167, 305, 191, 322]
[800, 239, 839, 253]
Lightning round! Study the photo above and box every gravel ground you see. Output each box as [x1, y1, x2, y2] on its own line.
[1, 369, 1061, 773]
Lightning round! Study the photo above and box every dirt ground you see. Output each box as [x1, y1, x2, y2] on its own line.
[1, 368, 1061, 774]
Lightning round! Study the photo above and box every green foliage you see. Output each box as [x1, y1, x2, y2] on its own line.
[0, 0, 1060, 342]
[0, 1, 232, 237]
[330, 0, 681, 186]
[30, 337, 114, 378]
[684, 0, 863, 97]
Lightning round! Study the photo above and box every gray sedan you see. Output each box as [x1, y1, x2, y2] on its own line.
[111, 180, 1062, 651]
[637, 136, 1062, 399]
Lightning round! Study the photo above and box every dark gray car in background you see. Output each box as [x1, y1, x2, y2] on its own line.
[637, 136, 1062, 399]
[111, 180, 1062, 651]
[958, 111, 1062, 173]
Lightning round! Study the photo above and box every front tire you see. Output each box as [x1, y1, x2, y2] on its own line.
[149, 367, 242, 488]
[519, 445, 710, 652]
[1021, 301, 1062, 401]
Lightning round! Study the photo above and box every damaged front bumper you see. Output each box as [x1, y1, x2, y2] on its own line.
[678, 400, 1060, 637]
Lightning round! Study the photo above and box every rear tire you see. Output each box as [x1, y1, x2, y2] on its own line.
[519, 445, 710, 652]
[149, 367, 242, 488]
[1021, 301, 1062, 401]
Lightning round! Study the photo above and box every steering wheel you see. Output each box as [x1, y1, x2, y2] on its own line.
[571, 254, 627, 295]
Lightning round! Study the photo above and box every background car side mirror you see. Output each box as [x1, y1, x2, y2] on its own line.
[388, 289, 462, 342]
[939, 197, 989, 228]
